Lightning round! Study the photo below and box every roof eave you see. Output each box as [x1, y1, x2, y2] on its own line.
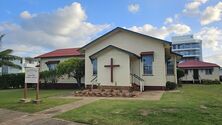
[89, 45, 140, 60]
[35, 55, 84, 59]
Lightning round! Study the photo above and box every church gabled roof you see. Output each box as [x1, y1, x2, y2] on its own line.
[79, 27, 172, 52]
[89, 45, 140, 59]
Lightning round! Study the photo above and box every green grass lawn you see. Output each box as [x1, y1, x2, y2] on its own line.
[57, 84, 222, 125]
[0, 89, 78, 113]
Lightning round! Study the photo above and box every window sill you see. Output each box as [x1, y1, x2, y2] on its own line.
[167, 74, 174, 76]
[143, 74, 154, 76]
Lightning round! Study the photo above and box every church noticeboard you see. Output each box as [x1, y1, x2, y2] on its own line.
[25, 67, 39, 83]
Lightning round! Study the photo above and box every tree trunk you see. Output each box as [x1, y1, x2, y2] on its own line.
[75, 77, 82, 89]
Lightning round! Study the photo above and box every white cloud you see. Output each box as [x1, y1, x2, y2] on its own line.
[201, 2, 222, 25]
[204, 54, 222, 67]
[194, 26, 222, 66]
[164, 17, 173, 24]
[128, 4, 140, 13]
[20, 11, 33, 19]
[195, 27, 222, 50]
[128, 23, 191, 39]
[183, 0, 208, 16]
[0, 2, 110, 57]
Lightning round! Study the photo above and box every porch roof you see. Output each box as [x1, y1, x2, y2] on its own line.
[89, 45, 140, 60]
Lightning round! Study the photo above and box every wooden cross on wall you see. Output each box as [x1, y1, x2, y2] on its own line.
[104, 58, 120, 82]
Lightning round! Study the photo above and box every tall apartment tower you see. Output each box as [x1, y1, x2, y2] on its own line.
[172, 35, 203, 61]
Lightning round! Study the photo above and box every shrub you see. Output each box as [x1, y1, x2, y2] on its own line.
[39, 83, 84, 89]
[201, 79, 221, 85]
[0, 73, 25, 89]
[40, 70, 58, 83]
[177, 82, 183, 88]
[166, 81, 177, 90]
[177, 68, 185, 83]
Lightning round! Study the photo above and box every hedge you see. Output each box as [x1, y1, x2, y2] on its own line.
[0, 73, 25, 89]
[166, 81, 177, 90]
[39, 83, 84, 89]
[201, 79, 221, 85]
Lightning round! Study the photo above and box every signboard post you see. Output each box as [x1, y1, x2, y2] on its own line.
[20, 82, 30, 103]
[20, 67, 41, 104]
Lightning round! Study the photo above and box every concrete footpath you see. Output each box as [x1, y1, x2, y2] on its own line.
[0, 98, 99, 125]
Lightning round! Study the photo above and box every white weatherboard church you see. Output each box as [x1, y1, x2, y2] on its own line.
[80, 27, 181, 91]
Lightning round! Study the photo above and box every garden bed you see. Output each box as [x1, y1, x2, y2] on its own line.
[74, 89, 141, 97]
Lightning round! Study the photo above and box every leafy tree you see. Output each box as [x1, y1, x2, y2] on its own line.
[57, 58, 84, 87]
[0, 49, 22, 69]
[40, 70, 58, 83]
[177, 68, 185, 81]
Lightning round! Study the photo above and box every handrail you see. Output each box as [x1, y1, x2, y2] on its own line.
[130, 73, 144, 92]
[90, 75, 97, 82]
[130, 73, 144, 81]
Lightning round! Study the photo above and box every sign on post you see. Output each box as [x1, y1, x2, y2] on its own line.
[21, 67, 41, 104]
[25, 68, 39, 83]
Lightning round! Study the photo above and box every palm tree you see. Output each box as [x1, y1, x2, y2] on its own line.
[0, 49, 22, 69]
[0, 34, 5, 48]
[0, 34, 22, 71]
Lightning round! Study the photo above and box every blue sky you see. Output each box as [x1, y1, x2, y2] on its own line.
[0, 0, 222, 65]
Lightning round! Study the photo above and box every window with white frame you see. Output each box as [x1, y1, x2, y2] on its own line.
[205, 69, 213, 75]
[142, 55, 153, 75]
[47, 63, 58, 71]
[46, 61, 59, 71]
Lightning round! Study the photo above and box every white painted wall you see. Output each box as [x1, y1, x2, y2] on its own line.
[166, 55, 177, 83]
[181, 67, 220, 81]
[0, 58, 38, 75]
[97, 48, 131, 86]
[84, 31, 174, 87]
[199, 67, 220, 80]
[130, 56, 140, 84]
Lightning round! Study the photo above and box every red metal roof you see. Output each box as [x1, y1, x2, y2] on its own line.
[35, 48, 83, 58]
[178, 60, 220, 69]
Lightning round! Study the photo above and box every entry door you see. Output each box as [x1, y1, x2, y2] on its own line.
[193, 69, 199, 80]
